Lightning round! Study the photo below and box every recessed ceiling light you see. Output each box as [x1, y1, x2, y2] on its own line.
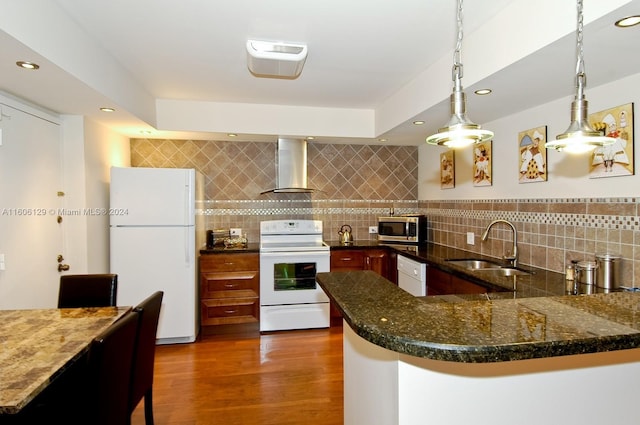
[378, 138, 388, 142]
[100, 107, 115, 112]
[306, 136, 315, 140]
[16, 61, 39, 70]
[615, 15, 640, 27]
[140, 130, 153, 135]
[227, 133, 237, 137]
[413, 120, 425, 125]
[474, 88, 492, 95]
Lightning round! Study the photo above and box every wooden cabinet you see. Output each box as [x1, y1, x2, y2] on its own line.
[364, 249, 390, 278]
[330, 249, 365, 271]
[330, 248, 391, 322]
[426, 266, 452, 296]
[330, 248, 390, 279]
[199, 253, 260, 334]
[427, 266, 488, 296]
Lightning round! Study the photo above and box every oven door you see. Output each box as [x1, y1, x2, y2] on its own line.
[260, 251, 330, 306]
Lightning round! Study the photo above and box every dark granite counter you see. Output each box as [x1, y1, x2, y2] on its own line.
[316, 270, 640, 363]
[328, 240, 596, 297]
[199, 242, 260, 254]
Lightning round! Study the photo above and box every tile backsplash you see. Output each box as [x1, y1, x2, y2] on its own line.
[131, 139, 418, 200]
[130, 138, 639, 287]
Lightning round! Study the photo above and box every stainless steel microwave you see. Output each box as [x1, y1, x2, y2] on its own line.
[377, 215, 427, 244]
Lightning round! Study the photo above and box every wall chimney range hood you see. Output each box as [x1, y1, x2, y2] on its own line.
[261, 138, 318, 194]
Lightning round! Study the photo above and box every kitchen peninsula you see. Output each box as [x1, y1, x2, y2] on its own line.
[316, 270, 640, 425]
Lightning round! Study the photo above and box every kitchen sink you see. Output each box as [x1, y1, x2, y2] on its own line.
[445, 258, 503, 270]
[476, 267, 532, 276]
[445, 259, 532, 276]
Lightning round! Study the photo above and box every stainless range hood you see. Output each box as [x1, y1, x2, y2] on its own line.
[261, 138, 317, 194]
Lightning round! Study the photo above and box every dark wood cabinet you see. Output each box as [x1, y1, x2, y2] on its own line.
[330, 248, 391, 280]
[427, 266, 488, 296]
[329, 247, 392, 322]
[199, 253, 260, 335]
[330, 249, 365, 271]
[364, 249, 390, 279]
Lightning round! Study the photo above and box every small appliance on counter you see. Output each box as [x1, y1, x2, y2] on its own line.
[377, 214, 427, 244]
[206, 229, 229, 248]
[595, 253, 621, 290]
[338, 224, 353, 245]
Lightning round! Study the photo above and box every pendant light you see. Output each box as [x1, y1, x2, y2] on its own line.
[545, 0, 615, 153]
[426, 0, 493, 148]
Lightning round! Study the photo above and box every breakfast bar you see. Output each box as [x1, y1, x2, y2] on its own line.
[0, 307, 130, 416]
[317, 271, 640, 425]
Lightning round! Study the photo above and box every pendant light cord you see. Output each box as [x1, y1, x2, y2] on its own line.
[452, 0, 464, 89]
[575, 0, 586, 98]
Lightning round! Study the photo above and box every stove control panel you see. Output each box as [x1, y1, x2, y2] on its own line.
[260, 220, 323, 235]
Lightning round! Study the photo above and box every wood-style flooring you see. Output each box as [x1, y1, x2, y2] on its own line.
[131, 325, 344, 425]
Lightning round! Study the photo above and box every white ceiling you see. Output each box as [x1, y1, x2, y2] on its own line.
[0, 0, 639, 145]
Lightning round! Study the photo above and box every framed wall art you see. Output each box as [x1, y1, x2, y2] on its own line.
[589, 102, 634, 178]
[440, 150, 455, 189]
[518, 126, 547, 183]
[473, 140, 492, 187]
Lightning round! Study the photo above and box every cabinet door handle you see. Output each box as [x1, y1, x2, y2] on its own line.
[342, 257, 352, 261]
[224, 309, 237, 314]
[224, 283, 238, 288]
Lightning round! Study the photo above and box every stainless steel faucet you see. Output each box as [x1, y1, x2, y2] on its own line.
[481, 219, 518, 268]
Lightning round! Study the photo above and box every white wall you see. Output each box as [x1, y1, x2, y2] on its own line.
[418, 72, 640, 200]
[61, 116, 130, 274]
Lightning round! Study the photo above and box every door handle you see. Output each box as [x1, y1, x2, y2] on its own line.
[58, 263, 70, 272]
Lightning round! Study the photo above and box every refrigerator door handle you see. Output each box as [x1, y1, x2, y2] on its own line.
[185, 226, 192, 265]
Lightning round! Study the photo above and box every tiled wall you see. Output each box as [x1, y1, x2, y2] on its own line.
[423, 198, 640, 286]
[130, 138, 420, 241]
[130, 138, 639, 287]
[131, 139, 418, 200]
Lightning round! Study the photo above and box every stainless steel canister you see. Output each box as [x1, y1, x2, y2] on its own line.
[595, 253, 621, 289]
[575, 261, 598, 286]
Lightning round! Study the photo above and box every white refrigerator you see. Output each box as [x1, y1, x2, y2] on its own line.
[110, 166, 203, 344]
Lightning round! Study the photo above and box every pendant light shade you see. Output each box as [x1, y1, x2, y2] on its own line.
[545, 0, 615, 153]
[426, 0, 493, 148]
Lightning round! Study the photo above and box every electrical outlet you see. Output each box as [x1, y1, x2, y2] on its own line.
[230, 228, 242, 236]
[369, 226, 378, 234]
[466, 232, 475, 245]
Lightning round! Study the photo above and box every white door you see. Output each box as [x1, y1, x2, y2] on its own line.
[0, 99, 64, 309]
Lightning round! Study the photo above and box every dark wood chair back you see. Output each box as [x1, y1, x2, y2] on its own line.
[129, 291, 164, 425]
[57, 274, 118, 308]
[87, 310, 139, 425]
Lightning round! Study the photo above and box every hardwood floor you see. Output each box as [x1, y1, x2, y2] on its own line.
[131, 325, 344, 425]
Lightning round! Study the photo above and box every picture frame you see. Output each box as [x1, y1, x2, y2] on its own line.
[473, 140, 492, 187]
[589, 102, 634, 178]
[440, 150, 455, 189]
[518, 126, 547, 183]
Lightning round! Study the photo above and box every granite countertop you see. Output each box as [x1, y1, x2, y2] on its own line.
[329, 240, 595, 298]
[316, 270, 640, 363]
[0, 307, 130, 414]
[200, 242, 260, 254]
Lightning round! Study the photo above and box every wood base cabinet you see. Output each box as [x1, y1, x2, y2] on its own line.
[199, 253, 260, 335]
[329, 248, 391, 322]
[426, 266, 489, 296]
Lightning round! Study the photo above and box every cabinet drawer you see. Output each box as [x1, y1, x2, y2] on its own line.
[201, 271, 259, 298]
[200, 253, 259, 272]
[330, 250, 365, 270]
[201, 298, 259, 325]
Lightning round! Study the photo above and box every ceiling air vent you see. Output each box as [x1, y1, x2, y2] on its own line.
[246, 40, 308, 79]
